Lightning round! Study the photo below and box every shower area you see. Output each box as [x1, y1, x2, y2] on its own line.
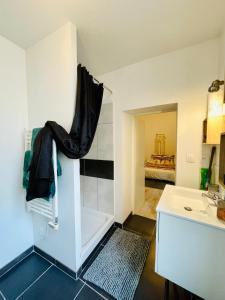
[78, 99, 115, 266]
[31, 98, 115, 273]
[26, 23, 114, 274]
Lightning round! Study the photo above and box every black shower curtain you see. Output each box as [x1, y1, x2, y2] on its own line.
[26, 64, 103, 201]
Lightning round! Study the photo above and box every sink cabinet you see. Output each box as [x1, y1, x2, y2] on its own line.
[155, 211, 225, 300]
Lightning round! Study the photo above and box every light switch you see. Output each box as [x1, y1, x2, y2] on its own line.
[186, 153, 195, 163]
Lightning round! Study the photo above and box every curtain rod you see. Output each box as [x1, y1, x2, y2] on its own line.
[93, 77, 113, 94]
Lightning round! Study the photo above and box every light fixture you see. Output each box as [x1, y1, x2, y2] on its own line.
[208, 80, 224, 93]
[207, 79, 225, 117]
[207, 91, 224, 117]
[206, 79, 225, 144]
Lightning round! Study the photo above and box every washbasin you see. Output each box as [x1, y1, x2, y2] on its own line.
[157, 185, 223, 229]
[156, 185, 225, 300]
[170, 188, 208, 213]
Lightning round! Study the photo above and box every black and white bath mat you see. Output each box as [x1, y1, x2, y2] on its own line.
[83, 228, 150, 300]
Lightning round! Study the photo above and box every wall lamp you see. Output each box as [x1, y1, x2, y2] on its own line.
[207, 79, 225, 118]
[208, 80, 224, 93]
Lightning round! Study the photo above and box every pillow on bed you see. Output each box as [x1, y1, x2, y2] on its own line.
[151, 154, 175, 162]
[145, 155, 175, 169]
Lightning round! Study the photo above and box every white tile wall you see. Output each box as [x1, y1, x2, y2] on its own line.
[84, 134, 98, 159]
[99, 103, 113, 124]
[81, 176, 114, 215]
[81, 102, 114, 215]
[84, 103, 113, 160]
[97, 124, 113, 160]
[80, 175, 85, 206]
[83, 176, 98, 210]
[98, 178, 114, 215]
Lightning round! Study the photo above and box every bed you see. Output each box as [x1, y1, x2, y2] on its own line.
[145, 166, 176, 182]
[145, 154, 176, 186]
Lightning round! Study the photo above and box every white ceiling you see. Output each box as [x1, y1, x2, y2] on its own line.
[0, 0, 225, 75]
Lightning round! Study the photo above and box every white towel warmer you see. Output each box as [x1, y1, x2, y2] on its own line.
[25, 130, 59, 230]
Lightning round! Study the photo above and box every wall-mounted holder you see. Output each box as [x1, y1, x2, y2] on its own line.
[25, 130, 59, 230]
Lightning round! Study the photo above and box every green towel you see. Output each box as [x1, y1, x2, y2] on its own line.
[23, 150, 32, 189]
[23, 128, 62, 199]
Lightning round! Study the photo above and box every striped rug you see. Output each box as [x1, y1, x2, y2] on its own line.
[83, 228, 150, 300]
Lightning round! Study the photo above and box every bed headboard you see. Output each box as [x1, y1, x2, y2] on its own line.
[154, 134, 166, 155]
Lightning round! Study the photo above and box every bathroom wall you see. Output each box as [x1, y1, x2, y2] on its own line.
[0, 35, 34, 268]
[26, 22, 80, 271]
[219, 23, 225, 78]
[98, 38, 220, 223]
[80, 92, 114, 216]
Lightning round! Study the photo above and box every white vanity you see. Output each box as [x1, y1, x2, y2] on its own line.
[155, 185, 225, 300]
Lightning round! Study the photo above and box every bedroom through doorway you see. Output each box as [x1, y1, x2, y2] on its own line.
[131, 104, 177, 220]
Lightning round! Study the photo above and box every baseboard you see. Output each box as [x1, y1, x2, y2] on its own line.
[0, 246, 34, 278]
[34, 246, 77, 279]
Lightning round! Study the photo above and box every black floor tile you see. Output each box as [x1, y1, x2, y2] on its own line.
[0, 253, 51, 300]
[169, 283, 204, 300]
[123, 214, 156, 240]
[83, 281, 115, 300]
[0, 247, 33, 278]
[19, 266, 84, 300]
[134, 235, 165, 300]
[0, 215, 203, 300]
[76, 285, 104, 300]
[129, 216, 203, 300]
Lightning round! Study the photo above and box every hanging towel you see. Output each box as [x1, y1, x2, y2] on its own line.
[26, 64, 103, 201]
[23, 128, 62, 200]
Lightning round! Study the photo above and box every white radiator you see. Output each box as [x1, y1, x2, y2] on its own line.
[25, 130, 59, 230]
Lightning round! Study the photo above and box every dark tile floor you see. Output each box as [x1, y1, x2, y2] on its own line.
[124, 215, 165, 300]
[0, 252, 106, 300]
[0, 215, 204, 300]
[124, 214, 203, 300]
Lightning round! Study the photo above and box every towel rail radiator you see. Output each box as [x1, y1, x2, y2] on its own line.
[25, 130, 59, 230]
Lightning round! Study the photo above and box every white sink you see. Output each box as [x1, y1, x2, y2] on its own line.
[156, 185, 225, 300]
[170, 188, 208, 214]
[157, 185, 224, 230]
[171, 195, 207, 211]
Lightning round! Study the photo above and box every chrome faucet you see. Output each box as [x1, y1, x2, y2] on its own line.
[202, 192, 223, 207]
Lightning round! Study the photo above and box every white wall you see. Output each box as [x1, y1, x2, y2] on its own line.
[119, 113, 134, 223]
[219, 24, 225, 78]
[0, 36, 34, 268]
[26, 23, 79, 271]
[99, 38, 220, 223]
[133, 117, 145, 211]
[27, 22, 77, 131]
[139, 111, 177, 160]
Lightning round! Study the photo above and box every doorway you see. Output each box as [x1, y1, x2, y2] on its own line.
[130, 104, 177, 220]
